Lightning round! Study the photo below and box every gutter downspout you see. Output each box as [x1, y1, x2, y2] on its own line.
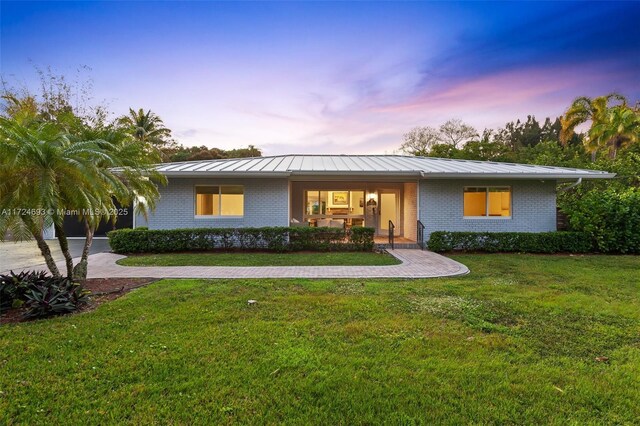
[560, 177, 582, 191]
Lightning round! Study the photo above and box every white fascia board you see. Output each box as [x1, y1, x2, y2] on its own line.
[156, 170, 615, 180]
[288, 171, 423, 177]
[420, 172, 616, 179]
[160, 171, 292, 178]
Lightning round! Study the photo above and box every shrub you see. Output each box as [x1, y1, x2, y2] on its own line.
[562, 188, 640, 254]
[427, 231, 592, 253]
[22, 277, 90, 320]
[0, 271, 89, 319]
[0, 270, 49, 313]
[107, 226, 376, 253]
[350, 227, 375, 252]
[288, 227, 350, 251]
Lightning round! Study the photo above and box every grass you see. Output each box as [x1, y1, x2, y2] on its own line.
[1, 254, 639, 424]
[116, 251, 400, 266]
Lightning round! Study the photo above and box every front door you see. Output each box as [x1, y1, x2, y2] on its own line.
[378, 191, 399, 236]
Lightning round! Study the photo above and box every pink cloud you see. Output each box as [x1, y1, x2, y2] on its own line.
[372, 62, 619, 116]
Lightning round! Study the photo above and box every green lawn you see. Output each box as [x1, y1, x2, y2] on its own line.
[116, 251, 400, 266]
[1, 254, 639, 424]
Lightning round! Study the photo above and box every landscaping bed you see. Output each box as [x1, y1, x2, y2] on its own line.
[0, 277, 156, 324]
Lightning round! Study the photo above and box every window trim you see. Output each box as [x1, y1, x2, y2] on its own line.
[194, 185, 244, 218]
[463, 186, 512, 219]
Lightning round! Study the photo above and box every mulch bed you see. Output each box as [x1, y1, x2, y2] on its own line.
[0, 277, 157, 325]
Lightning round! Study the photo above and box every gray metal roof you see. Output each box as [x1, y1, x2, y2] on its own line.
[154, 155, 615, 180]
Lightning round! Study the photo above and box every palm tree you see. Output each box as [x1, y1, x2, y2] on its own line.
[1, 94, 39, 126]
[67, 124, 166, 279]
[117, 108, 172, 147]
[0, 116, 166, 279]
[560, 93, 627, 160]
[591, 105, 640, 159]
[0, 118, 118, 277]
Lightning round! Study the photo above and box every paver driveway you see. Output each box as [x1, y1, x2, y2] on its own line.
[0, 239, 111, 274]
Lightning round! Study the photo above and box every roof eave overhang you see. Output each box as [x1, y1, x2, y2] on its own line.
[156, 170, 616, 180]
[289, 171, 422, 177]
[160, 171, 424, 178]
[161, 171, 292, 178]
[420, 172, 616, 180]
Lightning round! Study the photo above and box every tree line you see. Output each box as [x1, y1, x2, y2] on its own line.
[399, 94, 640, 252]
[400, 93, 640, 163]
[115, 108, 262, 162]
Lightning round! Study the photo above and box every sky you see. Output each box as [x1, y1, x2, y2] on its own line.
[1, 1, 639, 155]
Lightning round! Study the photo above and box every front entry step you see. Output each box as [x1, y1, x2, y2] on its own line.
[375, 243, 422, 250]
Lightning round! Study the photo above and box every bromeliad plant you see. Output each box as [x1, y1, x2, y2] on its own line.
[22, 277, 90, 319]
[0, 270, 50, 312]
[0, 270, 89, 319]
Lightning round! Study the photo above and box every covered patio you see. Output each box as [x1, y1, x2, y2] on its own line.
[289, 180, 419, 243]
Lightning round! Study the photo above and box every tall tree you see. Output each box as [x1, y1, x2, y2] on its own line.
[591, 105, 640, 159]
[438, 119, 478, 148]
[560, 93, 627, 160]
[0, 115, 165, 279]
[0, 118, 116, 277]
[1, 95, 39, 125]
[2, 67, 167, 280]
[67, 123, 166, 279]
[520, 115, 543, 147]
[540, 117, 562, 143]
[118, 108, 173, 147]
[399, 126, 440, 156]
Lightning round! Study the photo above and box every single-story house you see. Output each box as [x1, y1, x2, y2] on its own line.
[130, 154, 613, 244]
[45, 154, 614, 243]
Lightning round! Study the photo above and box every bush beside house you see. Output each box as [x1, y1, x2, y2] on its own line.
[428, 188, 640, 254]
[427, 231, 592, 253]
[561, 188, 640, 254]
[107, 226, 375, 253]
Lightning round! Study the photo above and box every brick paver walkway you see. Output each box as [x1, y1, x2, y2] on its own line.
[4, 250, 469, 279]
[71, 250, 468, 279]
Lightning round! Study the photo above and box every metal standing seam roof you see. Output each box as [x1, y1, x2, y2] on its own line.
[152, 155, 615, 179]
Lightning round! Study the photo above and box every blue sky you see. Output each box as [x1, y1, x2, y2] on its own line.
[2, 1, 639, 154]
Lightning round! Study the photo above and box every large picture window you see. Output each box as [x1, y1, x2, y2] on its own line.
[463, 187, 511, 218]
[304, 190, 364, 216]
[195, 185, 244, 217]
[303, 190, 365, 227]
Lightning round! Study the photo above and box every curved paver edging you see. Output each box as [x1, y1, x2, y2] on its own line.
[81, 249, 469, 279]
[3, 249, 470, 279]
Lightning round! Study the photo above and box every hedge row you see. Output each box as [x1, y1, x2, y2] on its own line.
[427, 231, 592, 253]
[561, 188, 640, 254]
[107, 226, 375, 253]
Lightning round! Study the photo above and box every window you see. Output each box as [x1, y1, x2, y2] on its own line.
[195, 186, 244, 217]
[303, 190, 365, 227]
[304, 190, 364, 217]
[463, 187, 511, 218]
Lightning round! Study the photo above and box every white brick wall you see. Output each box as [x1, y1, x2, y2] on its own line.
[140, 177, 289, 229]
[403, 182, 417, 240]
[419, 179, 557, 238]
[138, 177, 557, 237]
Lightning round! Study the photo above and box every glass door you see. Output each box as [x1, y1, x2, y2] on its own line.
[379, 191, 399, 236]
